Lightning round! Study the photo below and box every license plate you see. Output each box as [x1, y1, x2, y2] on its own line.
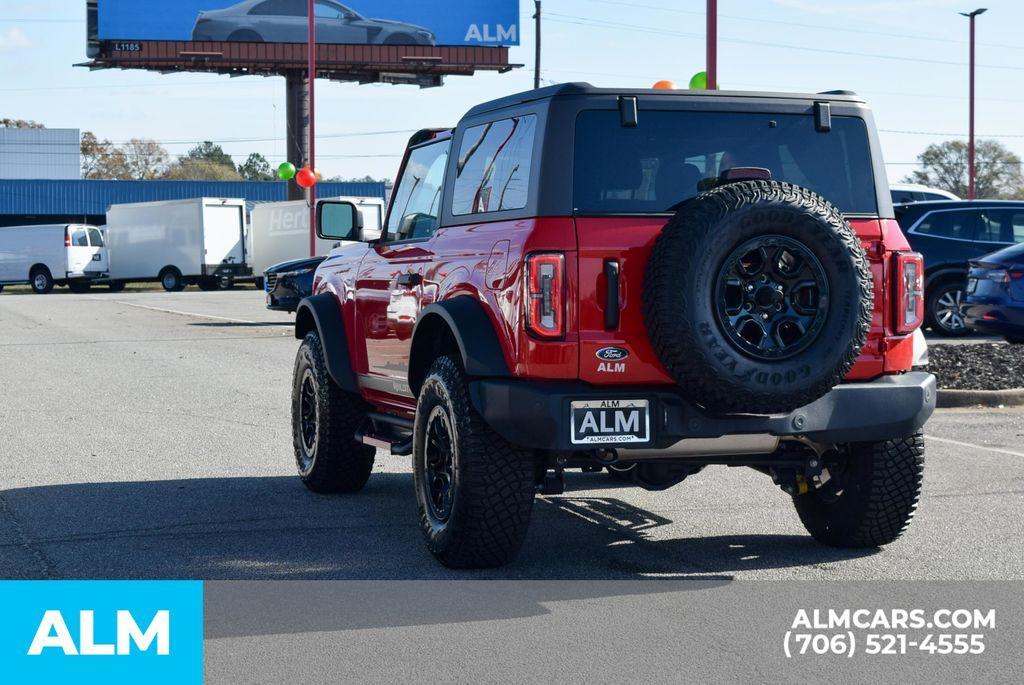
[967, 278, 978, 294]
[92, 253, 102, 261]
[570, 399, 650, 445]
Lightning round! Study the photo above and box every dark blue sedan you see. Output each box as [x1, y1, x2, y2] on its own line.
[964, 242, 1024, 344]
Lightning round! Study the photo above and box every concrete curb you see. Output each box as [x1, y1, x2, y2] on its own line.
[937, 388, 1024, 408]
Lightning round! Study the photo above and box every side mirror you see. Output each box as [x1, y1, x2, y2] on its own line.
[316, 201, 364, 242]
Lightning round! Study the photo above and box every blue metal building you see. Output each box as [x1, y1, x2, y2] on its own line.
[0, 179, 387, 227]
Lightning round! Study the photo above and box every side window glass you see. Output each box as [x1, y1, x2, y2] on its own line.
[452, 115, 536, 215]
[1012, 213, 1024, 244]
[386, 140, 450, 242]
[891, 190, 913, 204]
[978, 210, 1006, 242]
[87, 227, 104, 247]
[914, 211, 980, 240]
[70, 228, 89, 247]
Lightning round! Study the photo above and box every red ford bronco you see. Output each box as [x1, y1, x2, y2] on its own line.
[292, 84, 935, 568]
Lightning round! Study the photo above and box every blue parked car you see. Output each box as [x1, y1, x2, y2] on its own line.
[264, 255, 326, 313]
[895, 200, 1024, 335]
[964, 242, 1024, 344]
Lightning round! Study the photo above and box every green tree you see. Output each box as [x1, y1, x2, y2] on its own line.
[905, 139, 1024, 199]
[1, 118, 44, 128]
[237, 152, 273, 181]
[183, 140, 236, 168]
[162, 158, 242, 181]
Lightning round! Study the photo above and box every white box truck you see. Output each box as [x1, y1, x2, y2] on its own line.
[0, 224, 109, 294]
[105, 198, 251, 291]
[248, 197, 384, 280]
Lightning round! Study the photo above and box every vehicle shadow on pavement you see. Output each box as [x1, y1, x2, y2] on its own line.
[0, 472, 876, 585]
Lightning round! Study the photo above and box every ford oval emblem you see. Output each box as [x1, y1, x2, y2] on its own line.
[596, 346, 629, 361]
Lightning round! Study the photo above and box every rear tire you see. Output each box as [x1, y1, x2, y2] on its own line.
[107, 281, 126, 293]
[1006, 335, 1024, 344]
[926, 279, 971, 336]
[254, 277, 265, 290]
[197, 278, 221, 291]
[292, 331, 375, 493]
[159, 268, 185, 292]
[30, 267, 54, 294]
[68, 281, 92, 294]
[413, 356, 537, 568]
[793, 433, 925, 547]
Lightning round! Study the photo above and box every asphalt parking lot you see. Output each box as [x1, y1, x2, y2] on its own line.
[1, 289, 1023, 582]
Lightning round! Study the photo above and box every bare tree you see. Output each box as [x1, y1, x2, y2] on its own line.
[124, 138, 169, 180]
[80, 131, 132, 180]
[0, 118, 44, 128]
[905, 139, 1024, 199]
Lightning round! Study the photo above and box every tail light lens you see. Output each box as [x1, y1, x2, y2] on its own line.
[895, 251, 925, 334]
[524, 253, 565, 339]
[64, 229, 71, 248]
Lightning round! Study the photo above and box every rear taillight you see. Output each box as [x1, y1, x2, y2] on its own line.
[524, 253, 565, 339]
[895, 251, 924, 334]
[64, 229, 71, 247]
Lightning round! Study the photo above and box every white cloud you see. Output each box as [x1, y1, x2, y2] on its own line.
[0, 26, 31, 52]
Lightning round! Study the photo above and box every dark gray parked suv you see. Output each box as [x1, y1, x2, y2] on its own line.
[192, 0, 436, 45]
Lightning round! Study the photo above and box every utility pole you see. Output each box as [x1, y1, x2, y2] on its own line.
[533, 1, 542, 89]
[308, 0, 317, 255]
[706, 0, 717, 90]
[961, 8, 986, 200]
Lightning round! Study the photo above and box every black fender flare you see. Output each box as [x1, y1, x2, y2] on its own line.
[294, 293, 358, 392]
[408, 297, 511, 395]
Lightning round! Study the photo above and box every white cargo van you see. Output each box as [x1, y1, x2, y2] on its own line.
[0, 224, 109, 294]
[105, 198, 251, 291]
[248, 197, 384, 279]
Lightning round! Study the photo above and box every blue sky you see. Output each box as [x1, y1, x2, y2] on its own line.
[2, 0, 1022, 182]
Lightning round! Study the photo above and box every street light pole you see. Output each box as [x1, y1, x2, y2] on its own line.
[706, 0, 717, 90]
[533, 1, 542, 90]
[308, 0, 317, 256]
[961, 8, 987, 200]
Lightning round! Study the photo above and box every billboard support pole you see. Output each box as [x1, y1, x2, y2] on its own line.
[285, 73, 308, 203]
[308, 0, 317, 257]
[706, 0, 717, 90]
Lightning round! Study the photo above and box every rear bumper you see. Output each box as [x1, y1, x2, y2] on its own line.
[202, 264, 252, 278]
[964, 302, 1024, 336]
[468, 372, 937, 451]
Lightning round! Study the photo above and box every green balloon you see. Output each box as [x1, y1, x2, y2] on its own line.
[689, 71, 707, 90]
[277, 162, 296, 180]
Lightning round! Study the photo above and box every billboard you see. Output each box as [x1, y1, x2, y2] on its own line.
[96, 0, 520, 47]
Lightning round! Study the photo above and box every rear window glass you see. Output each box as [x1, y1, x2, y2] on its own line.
[452, 115, 536, 216]
[87, 227, 104, 247]
[70, 228, 88, 247]
[573, 110, 877, 215]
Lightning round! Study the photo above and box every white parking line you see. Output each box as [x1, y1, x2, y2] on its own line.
[928, 435, 1024, 458]
[100, 298, 290, 326]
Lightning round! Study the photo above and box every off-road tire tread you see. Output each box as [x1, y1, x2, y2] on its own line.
[415, 356, 535, 568]
[794, 432, 925, 547]
[644, 180, 873, 414]
[293, 331, 375, 494]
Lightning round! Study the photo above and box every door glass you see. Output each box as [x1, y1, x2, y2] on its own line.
[314, 1, 343, 18]
[87, 227, 104, 247]
[70, 228, 89, 247]
[913, 211, 981, 240]
[386, 140, 450, 242]
[979, 209, 1024, 243]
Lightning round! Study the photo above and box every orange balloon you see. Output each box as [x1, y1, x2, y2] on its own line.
[296, 167, 316, 188]
[652, 80, 676, 90]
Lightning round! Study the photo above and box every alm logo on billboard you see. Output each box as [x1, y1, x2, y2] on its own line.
[465, 24, 517, 43]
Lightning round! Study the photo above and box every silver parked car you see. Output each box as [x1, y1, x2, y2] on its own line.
[191, 0, 436, 45]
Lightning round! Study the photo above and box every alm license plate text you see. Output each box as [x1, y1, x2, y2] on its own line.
[570, 399, 650, 445]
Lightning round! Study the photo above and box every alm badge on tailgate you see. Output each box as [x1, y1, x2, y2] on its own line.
[570, 399, 650, 445]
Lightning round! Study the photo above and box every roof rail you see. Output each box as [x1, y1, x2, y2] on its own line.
[817, 89, 858, 96]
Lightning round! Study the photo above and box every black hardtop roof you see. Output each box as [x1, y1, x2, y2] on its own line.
[463, 82, 866, 119]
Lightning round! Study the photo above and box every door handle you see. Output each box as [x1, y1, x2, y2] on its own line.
[604, 260, 620, 330]
[396, 273, 422, 287]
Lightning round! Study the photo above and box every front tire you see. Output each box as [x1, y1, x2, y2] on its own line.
[108, 280, 126, 293]
[793, 433, 925, 547]
[413, 356, 536, 568]
[292, 331, 375, 493]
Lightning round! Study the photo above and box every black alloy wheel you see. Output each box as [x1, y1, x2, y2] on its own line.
[422, 405, 456, 522]
[715, 235, 830, 361]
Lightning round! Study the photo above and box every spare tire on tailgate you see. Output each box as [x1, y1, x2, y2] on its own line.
[644, 179, 873, 414]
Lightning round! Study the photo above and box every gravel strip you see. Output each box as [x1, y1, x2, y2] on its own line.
[927, 342, 1024, 390]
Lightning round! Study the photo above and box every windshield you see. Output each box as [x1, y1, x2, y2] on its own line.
[574, 110, 877, 215]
